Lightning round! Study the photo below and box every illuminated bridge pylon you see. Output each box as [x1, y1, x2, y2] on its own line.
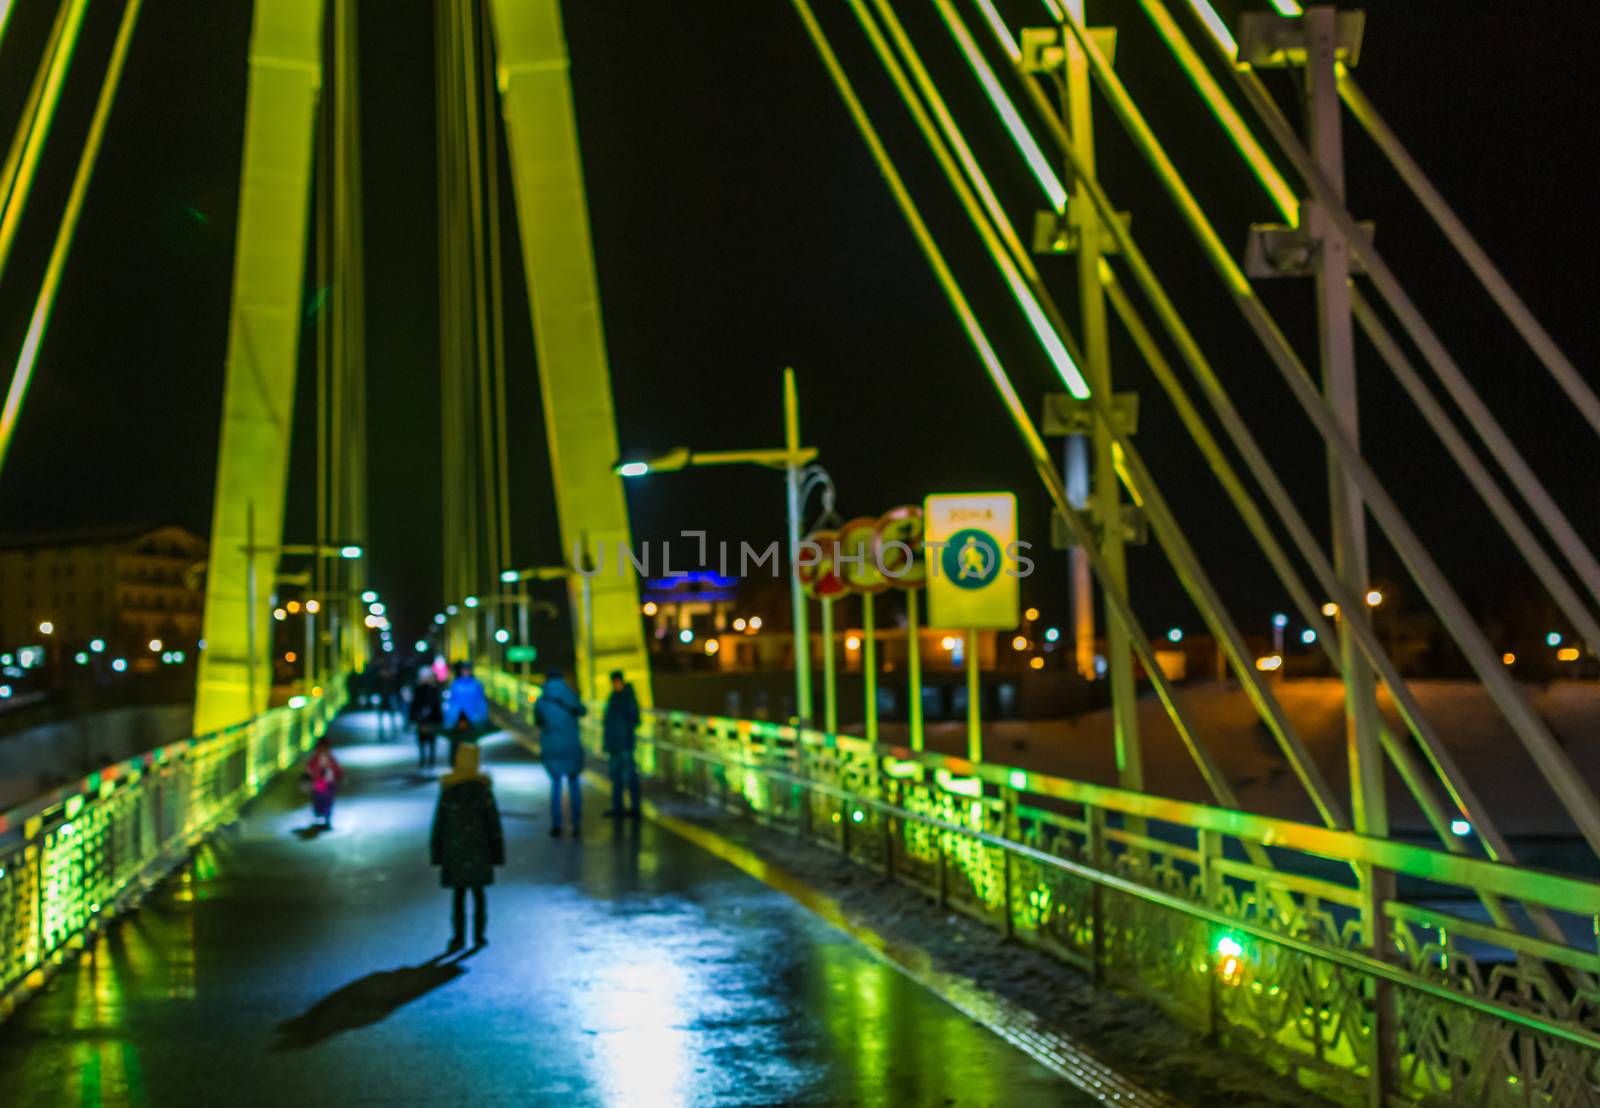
[187, 0, 650, 734]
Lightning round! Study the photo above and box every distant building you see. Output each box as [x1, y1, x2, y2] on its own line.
[0, 524, 207, 656]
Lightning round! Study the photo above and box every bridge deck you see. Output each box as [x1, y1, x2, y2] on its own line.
[0, 712, 1072, 1105]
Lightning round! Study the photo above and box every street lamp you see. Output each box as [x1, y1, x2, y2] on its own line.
[239, 539, 363, 714]
[497, 566, 582, 688]
[615, 367, 825, 727]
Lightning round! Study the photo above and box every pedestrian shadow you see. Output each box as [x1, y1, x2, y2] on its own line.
[272, 954, 466, 1050]
[381, 771, 440, 788]
[292, 825, 330, 841]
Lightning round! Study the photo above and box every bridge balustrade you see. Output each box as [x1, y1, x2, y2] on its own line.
[0, 680, 346, 1021]
[487, 670, 1600, 1106]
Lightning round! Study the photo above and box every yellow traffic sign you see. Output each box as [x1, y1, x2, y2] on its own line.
[924, 492, 1020, 630]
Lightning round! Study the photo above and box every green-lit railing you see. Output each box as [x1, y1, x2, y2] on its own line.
[0, 680, 346, 1020]
[487, 671, 1600, 1107]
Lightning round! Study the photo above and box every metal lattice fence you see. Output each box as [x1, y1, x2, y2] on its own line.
[0, 681, 344, 1021]
[487, 672, 1600, 1107]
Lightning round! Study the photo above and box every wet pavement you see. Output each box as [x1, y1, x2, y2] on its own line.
[0, 712, 1077, 1106]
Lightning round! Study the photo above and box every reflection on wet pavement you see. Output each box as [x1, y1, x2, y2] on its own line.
[0, 712, 1078, 1106]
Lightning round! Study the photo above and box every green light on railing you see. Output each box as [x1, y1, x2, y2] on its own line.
[288, 695, 308, 709]
[1215, 934, 1245, 985]
[1008, 769, 1028, 790]
[851, 809, 865, 824]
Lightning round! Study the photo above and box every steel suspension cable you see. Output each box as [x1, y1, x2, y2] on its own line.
[0, 0, 88, 288]
[458, 0, 500, 592]
[954, 1, 1476, 825]
[0, 0, 142, 482]
[1078, 0, 1600, 849]
[481, 0, 512, 577]
[315, 18, 333, 664]
[979, 0, 1573, 940]
[1139, 0, 1600, 661]
[955, 0, 1572, 856]
[0, 0, 69, 215]
[1170, 6, 1600, 622]
[1035, 0, 1600, 856]
[436, 0, 463, 622]
[787, 0, 1276, 829]
[1181, 0, 1600, 441]
[336, 0, 370, 654]
[859, 0, 1347, 829]
[1169, 0, 1600, 961]
[1336, 74, 1600, 440]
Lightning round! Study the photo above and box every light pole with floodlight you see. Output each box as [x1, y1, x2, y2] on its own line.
[614, 367, 827, 727]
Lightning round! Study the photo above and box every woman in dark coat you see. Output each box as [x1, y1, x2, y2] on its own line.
[429, 743, 505, 950]
[411, 670, 444, 769]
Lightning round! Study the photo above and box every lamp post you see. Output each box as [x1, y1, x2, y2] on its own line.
[615, 367, 826, 727]
[476, 576, 561, 685]
[303, 598, 319, 699]
[240, 531, 362, 712]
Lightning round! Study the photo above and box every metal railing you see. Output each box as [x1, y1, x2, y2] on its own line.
[0, 680, 345, 1020]
[487, 672, 1600, 1106]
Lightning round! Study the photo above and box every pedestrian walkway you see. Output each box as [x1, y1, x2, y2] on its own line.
[0, 712, 1077, 1105]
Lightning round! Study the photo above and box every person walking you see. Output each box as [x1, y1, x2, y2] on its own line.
[534, 667, 587, 837]
[602, 670, 641, 818]
[442, 661, 491, 768]
[304, 738, 344, 830]
[429, 743, 504, 951]
[411, 669, 444, 769]
[378, 660, 404, 739]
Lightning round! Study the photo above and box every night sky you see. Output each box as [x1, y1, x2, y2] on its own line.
[0, 0, 1595, 650]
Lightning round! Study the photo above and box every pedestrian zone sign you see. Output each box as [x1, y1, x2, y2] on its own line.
[923, 492, 1019, 630]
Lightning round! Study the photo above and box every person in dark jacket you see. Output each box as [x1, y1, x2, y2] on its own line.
[534, 667, 587, 837]
[602, 670, 641, 818]
[411, 670, 444, 769]
[429, 743, 505, 950]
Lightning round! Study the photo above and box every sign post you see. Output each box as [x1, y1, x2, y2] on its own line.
[800, 528, 847, 734]
[925, 493, 1020, 764]
[838, 515, 890, 744]
[874, 507, 926, 750]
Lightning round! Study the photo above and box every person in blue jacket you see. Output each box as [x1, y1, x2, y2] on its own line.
[534, 667, 587, 837]
[443, 661, 490, 768]
[602, 670, 641, 818]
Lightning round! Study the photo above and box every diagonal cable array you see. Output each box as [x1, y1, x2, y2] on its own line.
[0, 0, 141, 481]
[784, 0, 1600, 903]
